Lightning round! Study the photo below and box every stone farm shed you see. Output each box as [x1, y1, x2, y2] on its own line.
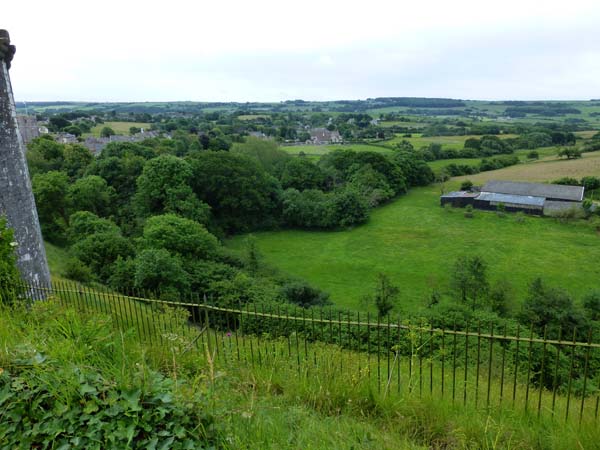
[440, 180, 584, 216]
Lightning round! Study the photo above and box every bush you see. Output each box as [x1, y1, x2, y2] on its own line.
[0, 302, 218, 449]
[0, 218, 20, 294]
[460, 180, 473, 191]
[64, 257, 93, 283]
[280, 280, 331, 308]
[464, 204, 474, 218]
[527, 150, 539, 159]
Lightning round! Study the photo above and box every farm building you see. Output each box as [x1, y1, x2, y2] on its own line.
[441, 180, 584, 216]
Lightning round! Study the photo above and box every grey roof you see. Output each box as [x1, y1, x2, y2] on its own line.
[476, 192, 545, 207]
[481, 180, 584, 202]
[543, 201, 583, 215]
[441, 191, 479, 198]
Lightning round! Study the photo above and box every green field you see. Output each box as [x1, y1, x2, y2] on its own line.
[228, 177, 600, 313]
[88, 121, 151, 137]
[383, 133, 518, 150]
[282, 143, 393, 157]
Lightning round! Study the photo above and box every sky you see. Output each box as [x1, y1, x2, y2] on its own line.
[3, 0, 600, 102]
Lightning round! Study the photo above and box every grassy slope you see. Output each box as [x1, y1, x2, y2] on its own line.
[228, 158, 600, 312]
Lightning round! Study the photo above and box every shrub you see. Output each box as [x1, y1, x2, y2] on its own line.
[460, 180, 473, 191]
[464, 204, 474, 218]
[0, 218, 20, 295]
[280, 280, 331, 308]
[64, 257, 93, 283]
[527, 150, 539, 159]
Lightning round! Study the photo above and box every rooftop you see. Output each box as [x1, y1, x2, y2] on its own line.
[481, 180, 584, 202]
[476, 192, 545, 207]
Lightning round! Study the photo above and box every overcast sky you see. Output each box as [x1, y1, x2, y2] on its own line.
[4, 0, 600, 102]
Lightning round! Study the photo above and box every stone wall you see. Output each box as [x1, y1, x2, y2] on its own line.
[0, 51, 51, 287]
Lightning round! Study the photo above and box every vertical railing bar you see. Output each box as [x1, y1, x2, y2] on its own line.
[377, 314, 381, 394]
[367, 312, 371, 385]
[418, 318, 423, 398]
[565, 328, 577, 423]
[397, 315, 402, 394]
[452, 319, 457, 404]
[429, 322, 433, 396]
[475, 321, 481, 408]
[537, 326, 548, 418]
[525, 324, 534, 413]
[500, 324, 507, 408]
[338, 311, 343, 375]
[512, 325, 520, 407]
[463, 321, 470, 407]
[441, 326, 445, 398]
[387, 315, 391, 394]
[486, 323, 494, 409]
[579, 329, 593, 425]
[551, 327, 562, 415]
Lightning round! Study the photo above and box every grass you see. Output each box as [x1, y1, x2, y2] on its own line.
[282, 143, 393, 157]
[384, 133, 519, 150]
[87, 121, 151, 137]
[455, 151, 600, 184]
[2, 300, 598, 449]
[228, 179, 600, 313]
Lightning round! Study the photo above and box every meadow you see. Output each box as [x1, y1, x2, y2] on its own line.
[87, 121, 151, 137]
[228, 158, 600, 313]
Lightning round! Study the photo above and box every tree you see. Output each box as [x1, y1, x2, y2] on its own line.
[460, 180, 473, 191]
[230, 137, 290, 175]
[558, 148, 582, 159]
[139, 214, 219, 261]
[134, 249, 190, 300]
[71, 232, 135, 282]
[519, 278, 584, 339]
[451, 255, 489, 311]
[26, 136, 65, 176]
[63, 144, 93, 179]
[129, 126, 142, 135]
[31, 171, 69, 242]
[186, 151, 280, 232]
[66, 175, 116, 217]
[280, 158, 326, 191]
[135, 155, 210, 224]
[362, 273, 399, 318]
[67, 211, 120, 243]
[582, 290, 600, 321]
[100, 126, 115, 138]
[328, 188, 369, 227]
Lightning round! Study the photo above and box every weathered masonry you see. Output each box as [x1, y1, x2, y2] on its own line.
[0, 30, 51, 286]
[441, 180, 584, 216]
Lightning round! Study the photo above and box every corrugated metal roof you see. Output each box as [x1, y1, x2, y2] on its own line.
[482, 180, 584, 202]
[476, 192, 545, 207]
[543, 201, 583, 214]
[441, 191, 479, 198]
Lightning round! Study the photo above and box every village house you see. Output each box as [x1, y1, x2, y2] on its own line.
[440, 180, 585, 216]
[308, 127, 342, 145]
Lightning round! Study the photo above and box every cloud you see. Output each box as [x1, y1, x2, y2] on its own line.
[3, 0, 600, 101]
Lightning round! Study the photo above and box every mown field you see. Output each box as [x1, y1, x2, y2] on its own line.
[455, 151, 600, 184]
[228, 158, 600, 314]
[88, 121, 151, 137]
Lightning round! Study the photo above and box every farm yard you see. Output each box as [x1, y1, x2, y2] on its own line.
[228, 156, 600, 314]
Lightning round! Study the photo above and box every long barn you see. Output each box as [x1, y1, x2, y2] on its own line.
[441, 180, 584, 216]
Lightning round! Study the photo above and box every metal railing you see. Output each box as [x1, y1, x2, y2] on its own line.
[2, 280, 599, 424]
